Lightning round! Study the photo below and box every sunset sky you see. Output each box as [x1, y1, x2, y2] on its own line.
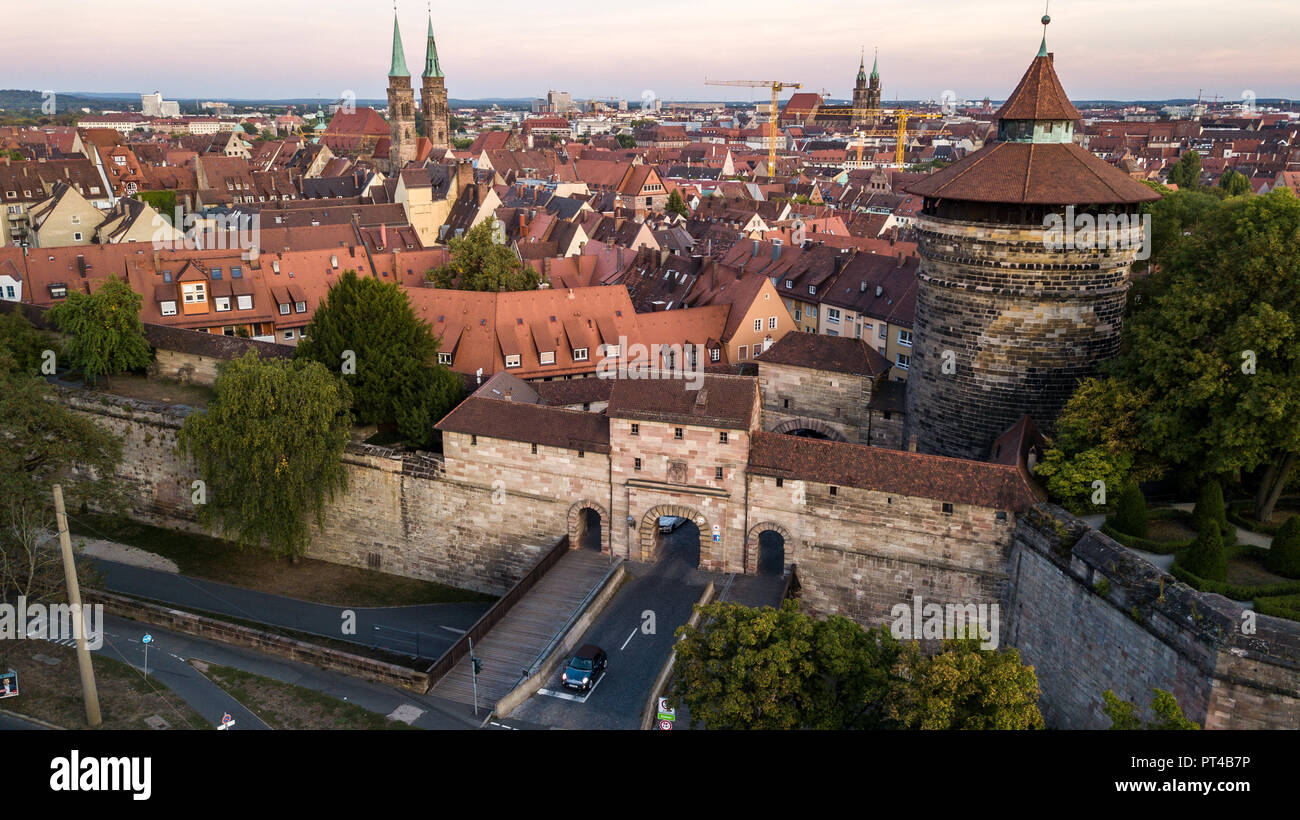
[4, 0, 1296, 104]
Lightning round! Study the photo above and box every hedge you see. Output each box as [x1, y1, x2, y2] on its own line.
[1253, 594, 1300, 623]
[1102, 508, 1196, 555]
[1170, 545, 1300, 600]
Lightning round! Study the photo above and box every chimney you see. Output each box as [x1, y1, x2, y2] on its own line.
[908, 434, 918, 453]
[504, 388, 513, 401]
[457, 160, 473, 191]
[875, 285, 883, 297]
[860, 280, 867, 292]
[751, 239, 759, 257]
[772, 243, 781, 263]
[380, 223, 387, 248]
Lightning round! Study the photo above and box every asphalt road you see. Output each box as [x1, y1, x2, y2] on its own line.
[91, 558, 491, 660]
[508, 524, 715, 730]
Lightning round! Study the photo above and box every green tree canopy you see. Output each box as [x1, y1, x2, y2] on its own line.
[427, 217, 542, 292]
[1102, 688, 1200, 729]
[47, 275, 152, 386]
[1266, 516, 1300, 578]
[0, 309, 53, 376]
[1167, 150, 1202, 189]
[177, 351, 352, 558]
[0, 366, 124, 600]
[294, 270, 462, 447]
[1218, 169, 1252, 197]
[671, 600, 1043, 730]
[665, 188, 689, 217]
[1112, 480, 1149, 538]
[1182, 519, 1227, 581]
[615, 134, 636, 149]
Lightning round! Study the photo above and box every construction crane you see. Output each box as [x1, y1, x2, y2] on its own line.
[704, 78, 802, 177]
[842, 108, 945, 165]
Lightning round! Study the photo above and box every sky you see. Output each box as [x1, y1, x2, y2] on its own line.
[2, 0, 1296, 104]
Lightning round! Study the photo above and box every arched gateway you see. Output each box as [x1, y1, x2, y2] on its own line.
[567, 500, 609, 553]
[638, 504, 709, 567]
[745, 522, 793, 575]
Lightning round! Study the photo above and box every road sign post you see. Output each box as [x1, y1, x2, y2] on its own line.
[657, 697, 675, 729]
[142, 634, 153, 678]
[469, 637, 480, 716]
[0, 670, 18, 699]
[217, 712, 236, 730]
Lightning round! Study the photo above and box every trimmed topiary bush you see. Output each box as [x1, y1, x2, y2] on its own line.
[1192, 480, 1235, 545]
[1182, 523, 1228, 582]
[1112, 481, 1149, 538]
[1266, 517, 1300, 579]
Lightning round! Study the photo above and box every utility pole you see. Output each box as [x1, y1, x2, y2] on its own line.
[53, 484, 101, 727]
[468, 637, 479, 716]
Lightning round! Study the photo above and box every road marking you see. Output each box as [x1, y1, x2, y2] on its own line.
[490, 721, 518, 730]
[620, 629, 636, 651]
[537, 672, 608, 704]
[440, 626, 466, 634]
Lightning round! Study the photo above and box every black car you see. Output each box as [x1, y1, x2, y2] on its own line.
[561, 644, 608, 691]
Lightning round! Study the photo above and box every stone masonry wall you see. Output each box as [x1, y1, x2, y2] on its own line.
[757, 361, 871, 443]
[746, 471, 1017, 627]
[1005, 505, 1300, 729]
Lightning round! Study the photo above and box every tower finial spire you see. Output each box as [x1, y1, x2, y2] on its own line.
[423, 7, 443, 77]
[1039, 1, 1051, 57]
[390, 11, 410, 78]
[870, 47, 879, 80]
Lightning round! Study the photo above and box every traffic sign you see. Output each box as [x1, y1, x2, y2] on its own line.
[142, 634, 153, 644]
[658, 720, 672, 731]
[657, 697, 675, 723]
[0, 669, 18, 699]
[218, 713, 236, 730]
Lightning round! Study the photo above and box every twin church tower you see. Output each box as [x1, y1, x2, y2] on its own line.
[386, 13, 450, 172]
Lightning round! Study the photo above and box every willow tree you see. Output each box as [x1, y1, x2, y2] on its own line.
[177, 351, 352, 558]
[47, 275, 152, 386]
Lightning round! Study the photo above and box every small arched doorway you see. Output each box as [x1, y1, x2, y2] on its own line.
[771, 417, 848, 442]
[578, 508, 601, 551]
[757, 530, 785, 576]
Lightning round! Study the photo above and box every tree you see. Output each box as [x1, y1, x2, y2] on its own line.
[1182, 520, 1227, 582]
[0, 367, 123, 600]
[1191, 479, 1230, 540]
[1166, 150, 1202, 189]
[0, 309, 52, 376]
[1266, 516, 1300, 578]
[176, 351, 352, 559]
[427, 217, 542, 292]
[295, 270, 462, 447]
[887, 639, 1045, 730]
[1113, 481, 1149, 538]
[1219, 169, 1252, 197]
[664, 189, 689, 217]
[47, 276, 152, 386]
[452, 137, 473, 150]
[615, 134, 636, 149]
[1077, 190, 1300, 523]
[1103, 689, 1200, 729]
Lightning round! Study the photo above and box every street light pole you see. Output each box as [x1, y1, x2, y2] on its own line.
[53, 484, 101, 728]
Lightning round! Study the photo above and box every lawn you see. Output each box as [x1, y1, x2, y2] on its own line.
[0, 639, 209, 730]
[70, 512, 496, 608]
[66, 371, 215, 409]
[195, 662, 414, 730]
[1146, 518, 1198, 542]
[1226, 553, 1293, 588]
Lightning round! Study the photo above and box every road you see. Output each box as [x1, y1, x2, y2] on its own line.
[91, 558, 491, 661]
[508, 524, 718, 729]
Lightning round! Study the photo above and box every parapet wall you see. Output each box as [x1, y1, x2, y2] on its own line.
[1005, 504, 1300, 729]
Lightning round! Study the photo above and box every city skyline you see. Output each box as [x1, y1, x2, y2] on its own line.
[3, 0, 1296, 104]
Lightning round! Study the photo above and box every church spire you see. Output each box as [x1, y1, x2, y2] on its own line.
[1039, 2, 1051, 57]
[424, 16, 443, 78]
[856, 47, 867, 84]
[390, 13, 410, 78]
[870, 47, 879, 80]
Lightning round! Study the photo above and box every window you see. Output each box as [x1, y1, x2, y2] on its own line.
[808, 285, 816, 295]
[879, 324, 887, 340]
[827, 308, 840, 324]
[231, 266, 242, 278]
[237, 294, 253, 310]
[211, 267, 222, 279]
[806, 306, 816, 318]
[162, 269, 172, 283]
[719, 432, 728, 444]
[630, 423, 639, 436]
[783, 398, 789, 409]
[160, 300, 177, 316]
[604, 343, 620, 357]
[279, 303, 290, 315]
[283, 330, 295, 340]
[768, 316, 777, 329]
[793, 307, 801, 322]
[505, 354, 521, 368]
[829, 486, 838, 496]
[715, 467, 723, 480]
[294, 301, 306, 313]
[438, 352, 452, 365]
[215, 297, 230, 311]
[531, 443, 538, 455]
[996, 511, 1008, 521]
[182, 282, 206, 303]
[222, 326, 236, 337]
[573, 347, 588, 362]
[578, 450, 584, 458]
[898, 330, 913, 347]
[753, 318, 762, 332]
[942, 503, 954, 515]
[72, 232, 82, 241]
[776, 477, 783, 488]
[538, 351, 555, 365]
[471, 435, 477, 446]
[70, 215, 81, 224]
[896, 353, 910, 370]
[738, 345, 748, 360]
[674, 427, 683, 440]
[710, 348, 720, 362]
[634, 458, 642, 471]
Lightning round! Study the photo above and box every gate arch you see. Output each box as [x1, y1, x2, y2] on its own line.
[638, 504, 708, 564]
[770, 417, 848, 442]
[745, 522, 794, 575]
[567, 499, 610, 553]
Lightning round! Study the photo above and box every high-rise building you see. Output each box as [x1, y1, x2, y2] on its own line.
[903, 21, 1160, 460]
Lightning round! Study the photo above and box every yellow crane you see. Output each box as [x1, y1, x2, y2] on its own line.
[843, 108, 945, 165]
[704, 78, 802, 177]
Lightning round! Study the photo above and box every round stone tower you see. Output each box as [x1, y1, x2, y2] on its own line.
[903, 23, 1160, 460]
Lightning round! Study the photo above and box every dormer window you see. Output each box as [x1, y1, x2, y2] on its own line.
[182, 282, 206, 303]
[539, 351, 555, 365]
[279, 303, 290, 315]
[505, 354, 521, 368]
[160, 300, 177, 315]
[294, 300, 306, 313]
[438, 352, 452, 365]
[49, 283, 68, 299]
[573, 347, 589, 362]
